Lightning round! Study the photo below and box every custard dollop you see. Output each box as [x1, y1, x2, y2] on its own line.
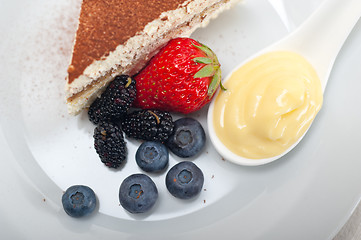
[213, 51, 323, 159]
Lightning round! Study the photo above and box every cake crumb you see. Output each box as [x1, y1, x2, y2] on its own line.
[67, 64, 75, 73]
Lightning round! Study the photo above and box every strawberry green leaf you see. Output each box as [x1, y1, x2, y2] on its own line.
[207, 68, 223, 98]
[192, 43, 215, 58]
[193, 57, 213, 64]
[194, 65, 217, 78]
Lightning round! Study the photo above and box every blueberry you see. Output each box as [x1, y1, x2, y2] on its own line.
[165, 161, 204, 199]
[61, 185, 97, 218]
[135, 141, 169, 172]
[166, 118, 206, 158]
[119, 174, 158, 214]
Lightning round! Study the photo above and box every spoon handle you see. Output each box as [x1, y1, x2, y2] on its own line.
[273, 0, 361, 90]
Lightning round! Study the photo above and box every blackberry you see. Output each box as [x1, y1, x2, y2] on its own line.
[121, 110, 174, 142]
[88, 75, 136, 124]
[94, 121, 127, 168]
[87, 97, 103, 125]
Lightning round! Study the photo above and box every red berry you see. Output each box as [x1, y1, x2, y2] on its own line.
[133, 38, 222, 114]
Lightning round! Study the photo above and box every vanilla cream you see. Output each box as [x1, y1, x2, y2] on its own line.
[213, 51, 323, 159]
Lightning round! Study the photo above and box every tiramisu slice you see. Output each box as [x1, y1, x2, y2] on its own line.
[66, 0, 240, 115]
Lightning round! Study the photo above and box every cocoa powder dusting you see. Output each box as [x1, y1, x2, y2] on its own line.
[68, 0, 188, 83]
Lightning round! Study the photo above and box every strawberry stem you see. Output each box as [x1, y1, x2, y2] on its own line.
[220, 81, 227, 91]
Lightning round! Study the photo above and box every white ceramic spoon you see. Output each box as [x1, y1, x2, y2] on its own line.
[207, 0, 361, 166]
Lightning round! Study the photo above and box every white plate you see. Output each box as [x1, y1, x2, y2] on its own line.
[1, 0, 360, 239]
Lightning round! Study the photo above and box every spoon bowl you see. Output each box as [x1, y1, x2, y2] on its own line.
[208, 0, 361, 166]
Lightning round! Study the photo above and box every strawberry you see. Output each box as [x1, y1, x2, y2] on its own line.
[133, 38, 223, 114]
